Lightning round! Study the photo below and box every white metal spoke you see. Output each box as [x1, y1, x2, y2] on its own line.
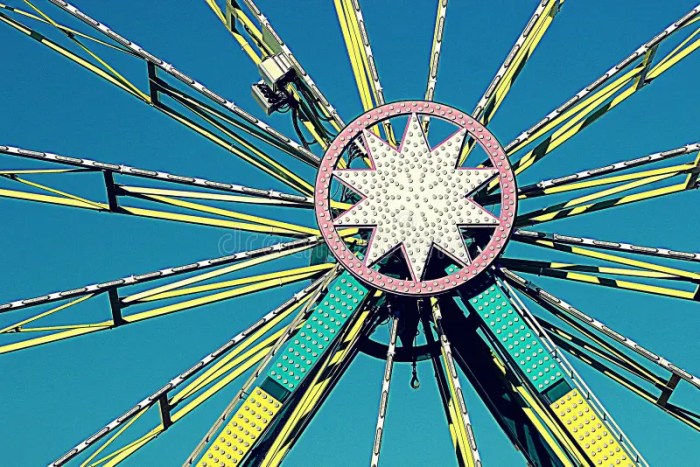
[430, 299, 481, 467]
[49, 277, 327, 466]
[370, 311, 399, 467]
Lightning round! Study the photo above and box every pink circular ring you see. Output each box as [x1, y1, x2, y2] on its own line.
[314, 101, 517, 296]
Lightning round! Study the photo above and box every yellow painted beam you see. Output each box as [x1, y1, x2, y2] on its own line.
[122, 246, 317, 304]
[172, 335, 278, 422]
[523, 182, 689, 225]
[171, 298, 310, 405]
[133, 191, 317, 235]
[124, 270, 330, 323]
[0, 2, 131, 52]
[197, 387, 282, 467]
[136, 264, 333, 302]
[0, 293, 94, 334]
[530, 240, 700, 281]
[22, 0, 148, 100]
[550, 388, 635, 466]
[0, 186, 106, 210]
[532, 163, 694, 197]
[0, 322, 111, 354]
[119, 205, 304, 235]
[335, 0, 374, 113]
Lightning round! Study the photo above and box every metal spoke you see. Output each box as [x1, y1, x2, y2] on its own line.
[512, 145, 700, 225]
[1, 1, 319, 193]
[0, 145, 313, 205]
[370, 309, 398, 467]
[460, 0, 562, 162]
[421, 0, 448, 133]
[515, 177, 699, 227]
[499, 257, 693, 282]
[424, 0, 448, 104]
[500, 268, 700, 391]
[49, 278, 326, 465]
[334, 0, 395, 143]
[48, 0, 320, 161]
[204, 0, 343, 148]
[508, 145, 700, 226]
[513, 228, 700, 263]
[502, 276, 700, 430]
[237, 0, 346, 131]
[203, 0, 265, 64]
[0, 238, 322, 353]
[538, 319, 700, 431]
[501, 5, 700, 176]
[501, 258, 699, 301]
[505, 238, 700, 282]
[0, 2, 134, 53]
[0, 145, 322, 237]
[515, 143, 700, 200]
[184, 267, 339, 465]
[429, 298, 481, 467]
[539, 317, 666, 388]
[473, 0, 561, 125]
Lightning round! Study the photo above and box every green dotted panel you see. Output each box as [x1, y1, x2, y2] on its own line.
[467, 284, 564, 392]
[266, 272, 367, 392]
[446, 265, 565, 394]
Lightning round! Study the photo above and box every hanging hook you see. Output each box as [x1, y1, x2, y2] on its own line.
[410, 360, 420, 389]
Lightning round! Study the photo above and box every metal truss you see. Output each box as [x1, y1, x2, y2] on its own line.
[1, 0, 321, 194]
[501, 268, 700, 430]
[461, 0, 562, 162]
[502, 142, 700, 229]
[1, 1, 699, 466]
[49, 274, 330, 465]
[203, 0, 344, 149]
[502, 5, 700, 176]
[0, 237, 324, 354]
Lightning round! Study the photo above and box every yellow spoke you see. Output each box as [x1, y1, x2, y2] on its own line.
[135, 264, 333, 302]
[0, 293, 94, 334]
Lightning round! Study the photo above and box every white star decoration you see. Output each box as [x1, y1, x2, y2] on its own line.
[333, 114, 500, 281]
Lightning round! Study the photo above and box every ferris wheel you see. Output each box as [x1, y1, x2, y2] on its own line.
[1, 0, 699, 465]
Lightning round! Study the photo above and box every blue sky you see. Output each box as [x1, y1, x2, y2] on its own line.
[0, 0, 699, 465]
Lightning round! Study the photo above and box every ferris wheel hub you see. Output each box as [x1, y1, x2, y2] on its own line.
[315, 101, 517, 296]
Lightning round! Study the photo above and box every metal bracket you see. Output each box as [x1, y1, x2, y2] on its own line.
[107, 288, 125, 327]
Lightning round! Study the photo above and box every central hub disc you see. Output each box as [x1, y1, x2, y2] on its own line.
[315, 101, 516, 296]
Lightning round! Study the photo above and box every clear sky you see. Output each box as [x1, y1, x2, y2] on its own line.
[1, 1, 699, 466]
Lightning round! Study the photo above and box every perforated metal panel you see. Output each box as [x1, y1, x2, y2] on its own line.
[266, 272, 367, 391]
[550, 389, 634, 467]
[466, 283, 564, 392]
[198, 387, 281, 466]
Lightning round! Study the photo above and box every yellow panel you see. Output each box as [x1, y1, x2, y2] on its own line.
[550, 389, 634, 467]
[198, 387, 282, 466]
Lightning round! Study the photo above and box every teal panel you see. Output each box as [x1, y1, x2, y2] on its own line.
[447, 267, 566, 393]
[266, 272, 368, 392]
